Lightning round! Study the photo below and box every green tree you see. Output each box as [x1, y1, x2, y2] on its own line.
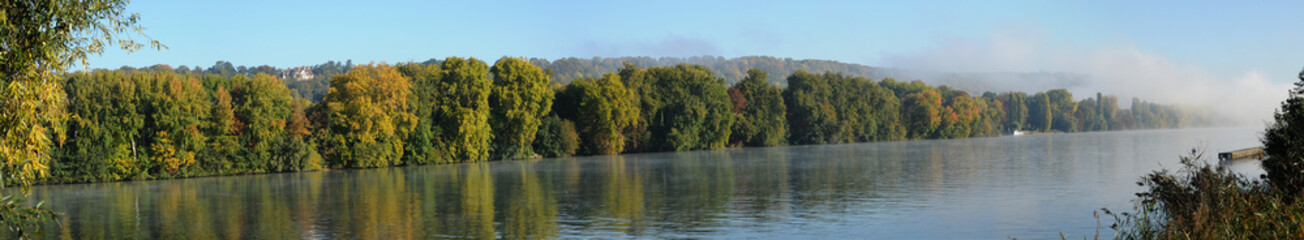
[277, 98, 322, 171]
[2, 0, 163, 235]
[783, 70, 904, 143]
[489, 57, 554, 159]
[783, 70, 838, 144]
[616, 64, 653, 152]
[396, 62, 444, 164]
[1263, 68, 1304, 197]
[847, 75, 905, 141]
[204, 85, 240, 172]
[137, 72, 208, 178]
[997, 92, 1028, 132]
[1099, 94, 1123, 130]
[53, 71, 143, 182]
[976, 97, 1005, 137]
[434, 57, 493, 162]
[1046, 89, 1077, 132]
[531, 115, 578, 158]
[879, 78, 933, 100]
[728, 69, 788, 146]
[1076, 95, 1107, 132]
[1028, 92, 1053, 132]
[229, 73, 298, 172]
[560, 74, 639, 155]
[624, 64, 733, 151]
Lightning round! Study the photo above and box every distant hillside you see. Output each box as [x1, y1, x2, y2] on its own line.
[119, 56, 1091, 102]
[529, 56, 1090, 95]
[529, 56, 890, 86]
[891, 70, 1092, 95]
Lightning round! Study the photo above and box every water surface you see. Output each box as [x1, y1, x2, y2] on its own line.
[28, 128, 1263, 239]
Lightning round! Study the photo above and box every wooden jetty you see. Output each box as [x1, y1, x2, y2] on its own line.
[1218, 147, 1265, 161]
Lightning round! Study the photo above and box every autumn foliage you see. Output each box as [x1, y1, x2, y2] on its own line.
[38, 58, 1214, 185]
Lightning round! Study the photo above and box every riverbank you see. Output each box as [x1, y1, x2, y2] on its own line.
[32, 126, 1222, 187]
[21, 128, 1263, 239]
[41, 62, 1219, 186]
[1105, 69, 1304, 239]
[1107, 149, 1304, 239]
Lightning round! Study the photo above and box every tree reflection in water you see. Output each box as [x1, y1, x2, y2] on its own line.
[21, 129, 1260, 239]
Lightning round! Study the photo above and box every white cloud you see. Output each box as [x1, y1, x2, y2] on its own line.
[880, 27, 1053, 73]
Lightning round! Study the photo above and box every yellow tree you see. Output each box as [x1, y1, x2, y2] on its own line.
[2, 0, 155, 189]
[902, 89, 943, 139]
[563, 73, 639, 155]
[324, 64, 416, 168]
[489, 57, 553, 159]
[1, 0, 163, 237]
[230, 73, 292, 171]
[139, 72, 208, 177]
[435, 57, 493, 162]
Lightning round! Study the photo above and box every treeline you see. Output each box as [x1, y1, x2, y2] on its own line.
[46, 57, 1213, 183]
[529, 56, 887, 85]
[124, 60, 354, 103]
[132, 56, 887, 99]
[131, 56, 1087, 104]
[55, 70, 320, 182]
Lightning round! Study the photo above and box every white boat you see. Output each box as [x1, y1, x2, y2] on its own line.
[1012, 130, 1025, 136]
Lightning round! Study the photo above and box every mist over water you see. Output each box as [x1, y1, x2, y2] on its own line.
[563, 30, 1290, 127]
[880, 29, 1293, 127]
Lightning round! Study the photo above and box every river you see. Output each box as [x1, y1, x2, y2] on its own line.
[25, 127, 1263, 239]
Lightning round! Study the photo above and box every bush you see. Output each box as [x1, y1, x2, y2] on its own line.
[1262, 69, 1304, 197]
[1108, 149, 1304, 239]
[0, 195, 56, 239]
[532, 115, 579, 158]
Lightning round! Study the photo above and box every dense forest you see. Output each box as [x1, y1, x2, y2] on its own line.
[131, 56, 891, 101]
[44, 57, 1217, 184]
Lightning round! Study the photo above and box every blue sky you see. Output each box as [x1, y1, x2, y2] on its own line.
[91, 1, 1303, 83]
[88, 0, 1304, 123]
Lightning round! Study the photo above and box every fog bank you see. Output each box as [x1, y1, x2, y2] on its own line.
[880, 30, 1292, 127]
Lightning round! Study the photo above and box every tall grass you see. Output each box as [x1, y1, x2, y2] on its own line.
[1104, 149, 1304, 239]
